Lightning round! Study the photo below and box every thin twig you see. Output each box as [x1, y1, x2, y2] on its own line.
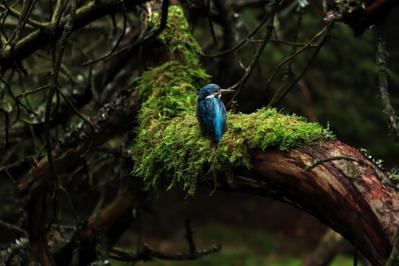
[305, 154, 391, 186]
[110, 243, 221, 262]
[185, 218, 197, 258]
[206, 0, 218, 46]
[45, 0, 78, 232]
[15, 84, 50, 99]
[55, 87, 95, 157]
[385, 224, 399, 266]
[79, 1, 128, 67]
[264, 26, 328, 95]
[1, 79, 39, 123]
[0, 2, 46, 29]
[200, 12, 270, 58]
[305, 156, 358, 172]
[375, 23, 399, 143]
[251, 38, 319, 47]
[226, 4, 277, 108]
[82, 0, 170, 66]
[0, 219, 28, 236]
[267, 24, 333, 106]
[4, 0, 36, 46]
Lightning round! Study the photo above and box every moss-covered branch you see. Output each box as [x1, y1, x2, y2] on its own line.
[132, 6, 399, 266]
[133, 6, 332, 194]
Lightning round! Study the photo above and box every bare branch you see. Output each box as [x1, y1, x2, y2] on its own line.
[82, 0, 170, 66]
[110, 244, 221, 262]
[375, 23, 399, 143]
[0, 0, 150, 72]
[226, 4, 277, 107]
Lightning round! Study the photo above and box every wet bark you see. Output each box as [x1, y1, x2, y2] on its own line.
[220, 140, 399, 266]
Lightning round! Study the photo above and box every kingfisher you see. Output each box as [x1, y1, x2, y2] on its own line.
[196, 83, 227, 142]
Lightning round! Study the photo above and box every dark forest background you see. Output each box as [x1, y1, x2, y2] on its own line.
[1, 0, 399, 265]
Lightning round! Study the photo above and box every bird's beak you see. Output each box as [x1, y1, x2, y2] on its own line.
[205, 90, 232, 99]
[221, 89, 235, 93]
[206, 93, 218, 99]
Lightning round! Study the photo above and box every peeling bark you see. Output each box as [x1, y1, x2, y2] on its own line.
[220, 140, 399, 266]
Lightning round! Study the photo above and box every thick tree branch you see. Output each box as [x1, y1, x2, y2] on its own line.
[217, 139, 399, 266]
[17, 89, 140, 195]
[109, 243, 221, 262]
[53, 189, 140, 266]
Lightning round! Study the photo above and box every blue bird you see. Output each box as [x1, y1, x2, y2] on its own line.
[196, 83, 227, 142]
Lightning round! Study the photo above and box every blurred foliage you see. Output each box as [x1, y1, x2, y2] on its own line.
[111, 226, 353, 266]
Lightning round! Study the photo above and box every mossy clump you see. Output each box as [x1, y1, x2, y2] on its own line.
[148, 5, 202, 67]
[133, 6, 334, 195]
[134, 108, 333, 194]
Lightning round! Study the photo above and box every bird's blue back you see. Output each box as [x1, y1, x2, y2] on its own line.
[196, 84, 226, 142]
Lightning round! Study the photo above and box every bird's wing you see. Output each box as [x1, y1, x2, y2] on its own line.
[196, 99, 213, 131]
[197, 98, 226, 141]
[209, 98, 224, 141]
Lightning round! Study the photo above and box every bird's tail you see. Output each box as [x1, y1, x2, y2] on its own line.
[214, 131, 222, 143]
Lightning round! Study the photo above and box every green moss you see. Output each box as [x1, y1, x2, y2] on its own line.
[133, 6, 333, 195]
[134, 109, 332, 194]
[148, 5, 202, 67]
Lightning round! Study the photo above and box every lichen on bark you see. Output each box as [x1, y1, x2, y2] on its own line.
[132, 6, 334, 194]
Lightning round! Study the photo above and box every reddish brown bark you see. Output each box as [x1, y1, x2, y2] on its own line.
[223, 140, 399, 266]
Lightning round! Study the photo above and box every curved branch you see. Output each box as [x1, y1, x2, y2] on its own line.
[218, 139, 399, 266]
